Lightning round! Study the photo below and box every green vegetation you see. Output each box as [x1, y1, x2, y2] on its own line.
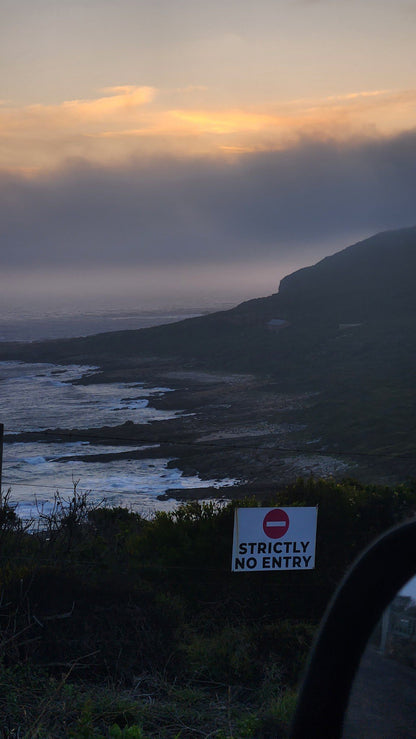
[1, 477, 416, 737]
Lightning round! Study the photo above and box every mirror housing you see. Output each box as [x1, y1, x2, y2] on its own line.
[290, 518, 416, 738]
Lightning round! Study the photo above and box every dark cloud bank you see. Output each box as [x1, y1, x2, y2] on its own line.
[1, 129, 416, 271]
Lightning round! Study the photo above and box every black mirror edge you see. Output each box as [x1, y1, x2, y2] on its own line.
[290, 517, 416, 739]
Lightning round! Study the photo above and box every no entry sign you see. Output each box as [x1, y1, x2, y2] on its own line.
[263, 509, 289, 538]
[232, 506, 317, 572]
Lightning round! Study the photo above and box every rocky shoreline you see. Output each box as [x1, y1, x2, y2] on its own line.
[6, 359, 356, 502]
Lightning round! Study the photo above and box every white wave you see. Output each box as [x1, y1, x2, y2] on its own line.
[2, 359, 237, 519]
[117, 398, 149, 410]
[23, 456, 47, 465]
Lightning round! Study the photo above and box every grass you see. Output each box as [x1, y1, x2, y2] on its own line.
[1, 478, 416, 736]
[0, 663, 295, 738]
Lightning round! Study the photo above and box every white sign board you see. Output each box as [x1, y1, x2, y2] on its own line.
[232, 507, 317, 572]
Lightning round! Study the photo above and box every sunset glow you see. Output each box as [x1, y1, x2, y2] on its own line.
[1, 0, 416, 310]
[1, 86, 416, 172]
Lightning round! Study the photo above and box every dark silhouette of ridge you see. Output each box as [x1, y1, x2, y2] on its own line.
[1, 225, 416, 375]
[1, 225, 416, 461]
[277, 225, 416, 320]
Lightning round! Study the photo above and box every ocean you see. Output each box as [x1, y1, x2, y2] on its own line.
[0, 306, 206, 343]
[0, 306, 236, 520]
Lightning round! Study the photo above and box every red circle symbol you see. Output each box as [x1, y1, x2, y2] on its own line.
[263, 509, 289, 539]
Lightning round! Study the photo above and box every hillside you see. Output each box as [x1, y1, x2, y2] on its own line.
[2, 225, 416, 469]
[3, 226, 416, 371]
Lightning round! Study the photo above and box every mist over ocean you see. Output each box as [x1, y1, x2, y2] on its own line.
[0, 305, 237, 519]
[0, 305, 207, 342]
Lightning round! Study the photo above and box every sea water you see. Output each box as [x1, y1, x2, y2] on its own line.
[0, 306, 205, 342]
[1, 361, 235, 519]
[0, 307, 236, 519]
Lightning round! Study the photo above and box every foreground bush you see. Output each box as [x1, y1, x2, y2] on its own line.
[0, 477, 415, 736]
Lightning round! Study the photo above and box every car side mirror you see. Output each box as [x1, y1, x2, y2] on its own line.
[290, 518, 416, 738]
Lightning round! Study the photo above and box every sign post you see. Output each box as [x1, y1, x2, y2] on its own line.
[232, 506, 317, 572]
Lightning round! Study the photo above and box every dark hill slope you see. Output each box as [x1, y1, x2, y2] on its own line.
[3, 226, 415, 383]
[2, 226, 416, 459]
[278, 226, 416, 320]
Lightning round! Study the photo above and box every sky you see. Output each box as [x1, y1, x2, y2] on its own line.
[1, 0, 416, 313]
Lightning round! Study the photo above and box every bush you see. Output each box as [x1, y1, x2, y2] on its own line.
[1, 478, 415, 736]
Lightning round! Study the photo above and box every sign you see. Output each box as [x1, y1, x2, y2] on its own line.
[232, 506, 317, 572]
[263, 508, 289, 538]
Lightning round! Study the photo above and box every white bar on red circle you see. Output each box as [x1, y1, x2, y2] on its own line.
[231, 506, 318, 572]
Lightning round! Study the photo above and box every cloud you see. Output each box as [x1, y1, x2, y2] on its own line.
[1, 86, 416, 171]
[0, 86, 156, 134]
[60, 86, 156, 121]
[1, 128, 415, 277]
[0, 86, 157, 169]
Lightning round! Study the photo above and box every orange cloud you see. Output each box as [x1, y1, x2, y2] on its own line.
[0, 86, 156, 135]
[60, 86, 155, 121]
[169, 109, 280, 134]
[1, 86, 415, 172]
